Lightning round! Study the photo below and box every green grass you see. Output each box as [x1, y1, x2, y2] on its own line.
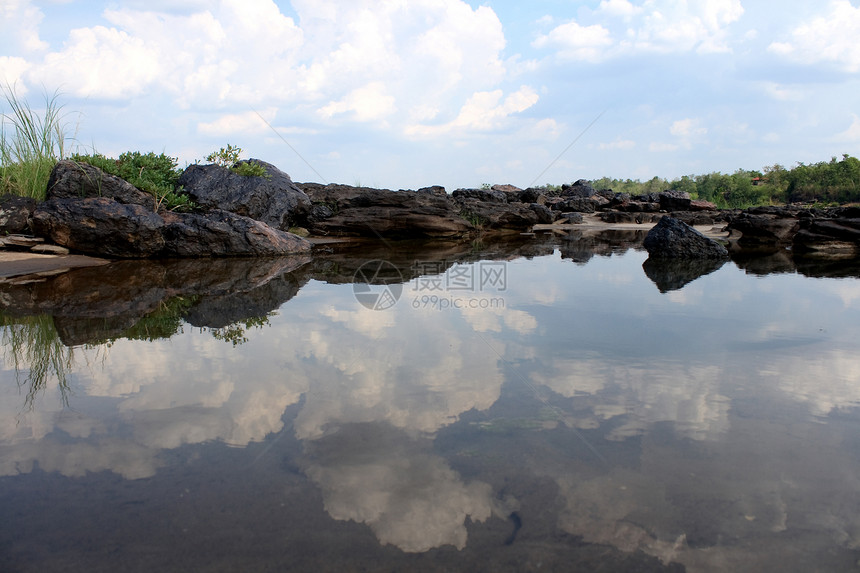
[0, 85, 70, 200]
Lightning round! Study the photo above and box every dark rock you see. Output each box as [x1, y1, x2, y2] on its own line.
[160, 210, 311, 257]
[516, 188, 547, 204]
[643, 216, 728, 259]
[32, 196, 311, 258]
[553, 197, 600, 213]
[658, 191, 692, 212]
[608, 193, 631, 208]
[528, 203, 555, 224]
[33, 197, 166, 257]
[726, 213, 799, 247]
[305, 183, 473, 238]
[690, 200, 718, 211]
[416, 185, 447, 196]
[451, 188, 508, 203]
[642, 257, 727, 292]
[560, 212, 584, 224]
[562, 180, 596, 198]
[455, 199, 541, 232]
[491, 184, 521, 193]
[179, 160, 311, 230]
[0, 194, 36, 234]
[599, 211, 661, 224]
[792, 218, 860, 255]
[47, 160, 157, 209]
[668, 211, 718, 226]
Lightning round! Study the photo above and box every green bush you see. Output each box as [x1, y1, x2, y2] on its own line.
[206, 144, 270, 178]
[72, 151, 195, 212]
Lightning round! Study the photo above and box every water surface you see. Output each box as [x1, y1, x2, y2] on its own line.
[3, 236, 860, 572]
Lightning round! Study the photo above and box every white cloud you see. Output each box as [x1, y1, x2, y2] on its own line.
[406, 85, 539, 136]
[599, 0, 643, 19]
[0, 0, 48, 53]
[836, 114, 860, 142]
[197, 108, 276, 137]
[670, 118, 707, 137]
[767, 0, 860, 72]
[318, 82, 397, 123]
[532, 19, 613, 62]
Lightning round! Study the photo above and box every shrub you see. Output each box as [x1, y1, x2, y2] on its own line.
[72, 151, 195, 212]
[206, 144, 270, 178]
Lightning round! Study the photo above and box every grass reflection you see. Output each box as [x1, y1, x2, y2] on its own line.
[1, 312, 73, 409]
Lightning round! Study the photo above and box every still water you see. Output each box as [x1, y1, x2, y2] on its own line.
[3, 233, 860, 572]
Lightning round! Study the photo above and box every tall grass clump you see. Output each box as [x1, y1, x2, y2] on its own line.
[0, 85, 70, 201]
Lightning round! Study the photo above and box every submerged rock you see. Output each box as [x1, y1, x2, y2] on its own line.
[643, 216, 728, 259]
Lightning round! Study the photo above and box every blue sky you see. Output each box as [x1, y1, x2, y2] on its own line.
[2, 0, 859, 190]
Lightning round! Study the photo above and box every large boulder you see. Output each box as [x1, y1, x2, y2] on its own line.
[643, 216, 728, 259]
[47, 159, 157, 209]
[161, 209, 312, 257]
[32, 197, 311, 258]
[303, 183, 473, 238]
[658, 191, 692, 212]
[33, 197, 166, 257]
[726, 212, 799, 247]
[0, 194, 36, 234]
[179, 160, 311, 230]
[454, 198, 542, 232]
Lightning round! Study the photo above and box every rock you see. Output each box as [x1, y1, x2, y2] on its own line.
[32, 196, 311, 258]
[658, 191, 692, 212]
[792, 217, 860, 255]
[0, 194, 36, 234]
[516, 188, 547, 205]
[553, 197, 600, 213]
[416, 185, 447, 196]
[726, 213, 799, 247]
[690, 200, 718, 211]
[528, 203, 555, 224]
[491, 184, 521, 193]
[160, 210, 311, 257]
[599, 211, 661, 224]
[305, 183, 473, 238]
[33, 197, 166, 257]
[31, 244, 70, 255]
[179, 160, 311, 230]
[451, 188, 508, 203]
[561, 180, 596, 198]
[47, 159, 157, 209]
[1, 235, 44, 249]
[560, 212, 584, 224]
[643, 216, 729, 259]
[455, 198, 542, 232]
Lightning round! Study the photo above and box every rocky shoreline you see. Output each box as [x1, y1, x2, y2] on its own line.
[1, 159, 860, 272]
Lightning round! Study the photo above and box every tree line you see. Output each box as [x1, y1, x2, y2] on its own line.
[588, 154, 860, 209]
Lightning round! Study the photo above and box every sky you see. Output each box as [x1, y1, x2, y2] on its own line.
[1, 0, 859, 191]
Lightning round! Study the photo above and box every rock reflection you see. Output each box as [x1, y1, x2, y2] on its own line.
[642, 257, 727, 292]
